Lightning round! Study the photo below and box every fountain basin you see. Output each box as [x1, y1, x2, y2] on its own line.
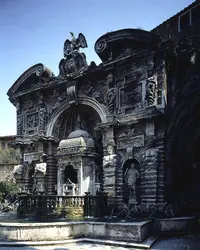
[153, 217, 197, 234]
[0, 220, 151, 243]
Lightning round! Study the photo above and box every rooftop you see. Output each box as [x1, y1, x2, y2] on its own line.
[151, 0, 199, 31]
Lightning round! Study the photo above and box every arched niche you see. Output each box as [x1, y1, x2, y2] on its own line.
[64, 165, 78, 184]
[55, 104, 101, 140]
[57, 158, 97, 196]
[48, 102, 105, 156]
[46, 97, 108, 138]
[122, 158, 140, 205]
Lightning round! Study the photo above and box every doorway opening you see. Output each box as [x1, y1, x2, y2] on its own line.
[64, 165, 78, 184]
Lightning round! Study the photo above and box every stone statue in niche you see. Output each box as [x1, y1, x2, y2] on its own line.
[146, 76, 157, 106]
[32, 154, 47, 195]
[103, 144, 117, 168]
[124, 163, 140, 204]
[59, 32, 88, 78]
[63, 178, 78, 196]
[107, 88, 116, 114]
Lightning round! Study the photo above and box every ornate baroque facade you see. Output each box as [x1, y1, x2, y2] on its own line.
[7, 28, 167, 213]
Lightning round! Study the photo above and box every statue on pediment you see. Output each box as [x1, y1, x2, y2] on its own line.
[59, 32, 88, 78]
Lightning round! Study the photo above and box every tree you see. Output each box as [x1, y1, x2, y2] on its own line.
[0, 148, 20, 164]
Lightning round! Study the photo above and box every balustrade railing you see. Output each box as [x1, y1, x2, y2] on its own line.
[17, 193, 108, 219]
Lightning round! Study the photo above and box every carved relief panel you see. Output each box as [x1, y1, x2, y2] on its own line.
[119, 82, 142, 112]
[117, 135, 144, 149]
[24, 112, 39, 135]
[78, 80, 106, 105]
[46, 87, 68, 117]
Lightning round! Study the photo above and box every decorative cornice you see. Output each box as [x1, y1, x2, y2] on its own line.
[7, 63, 55, 99]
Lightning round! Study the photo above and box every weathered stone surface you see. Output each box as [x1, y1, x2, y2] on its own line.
[7, 28, 165, 214]
[0, 221, 151, 243]
[153, 217, 197, 234]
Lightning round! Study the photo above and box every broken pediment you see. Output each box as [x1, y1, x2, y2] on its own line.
[94, 29, 161, 62]
[7, 63, 55, 99]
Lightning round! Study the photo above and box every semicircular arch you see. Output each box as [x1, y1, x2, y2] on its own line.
[46, 96, 108, 137]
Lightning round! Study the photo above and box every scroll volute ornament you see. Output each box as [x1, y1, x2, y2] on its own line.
[146, 75, 157, 106]
[36, 64, 55, 82]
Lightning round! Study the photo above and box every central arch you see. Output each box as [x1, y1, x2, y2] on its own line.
[46, 96, 108, 137]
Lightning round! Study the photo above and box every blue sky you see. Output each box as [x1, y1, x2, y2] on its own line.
[0, 0, 194, 135]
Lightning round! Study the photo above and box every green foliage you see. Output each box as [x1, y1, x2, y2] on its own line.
[0, 148, 19, 164]
[53, 203, 84, 219]
[0, 181, 19, 202]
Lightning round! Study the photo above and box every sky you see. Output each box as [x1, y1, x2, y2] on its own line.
[0, 0, 195, 135]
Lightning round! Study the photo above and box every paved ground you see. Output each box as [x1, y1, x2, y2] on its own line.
[0, 243, 129, 250]
[151, 235, 200, 250]
[1, 235, 200, 250]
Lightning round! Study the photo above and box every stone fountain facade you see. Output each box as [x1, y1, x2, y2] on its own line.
[8, 29, 167, 214]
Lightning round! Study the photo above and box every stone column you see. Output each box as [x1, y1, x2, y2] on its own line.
[156, 137, 165, 205]
[79, 162, 83, 195]
[115, 163, 123, 204]
[57, 164, 64, 195]
[141, 148, 159, 205]
[16, 100, 23, 136]
[46, 140, 57, 195]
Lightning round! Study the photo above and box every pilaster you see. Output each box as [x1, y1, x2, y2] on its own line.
[46, 140, 57, 195]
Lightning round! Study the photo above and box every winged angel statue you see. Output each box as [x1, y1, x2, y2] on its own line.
[59, 32, 88, 77]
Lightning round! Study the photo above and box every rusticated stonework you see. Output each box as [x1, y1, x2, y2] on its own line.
[8, 29, 167, 215]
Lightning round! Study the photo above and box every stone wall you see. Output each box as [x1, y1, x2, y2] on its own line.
[151, 1, 200, 42]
